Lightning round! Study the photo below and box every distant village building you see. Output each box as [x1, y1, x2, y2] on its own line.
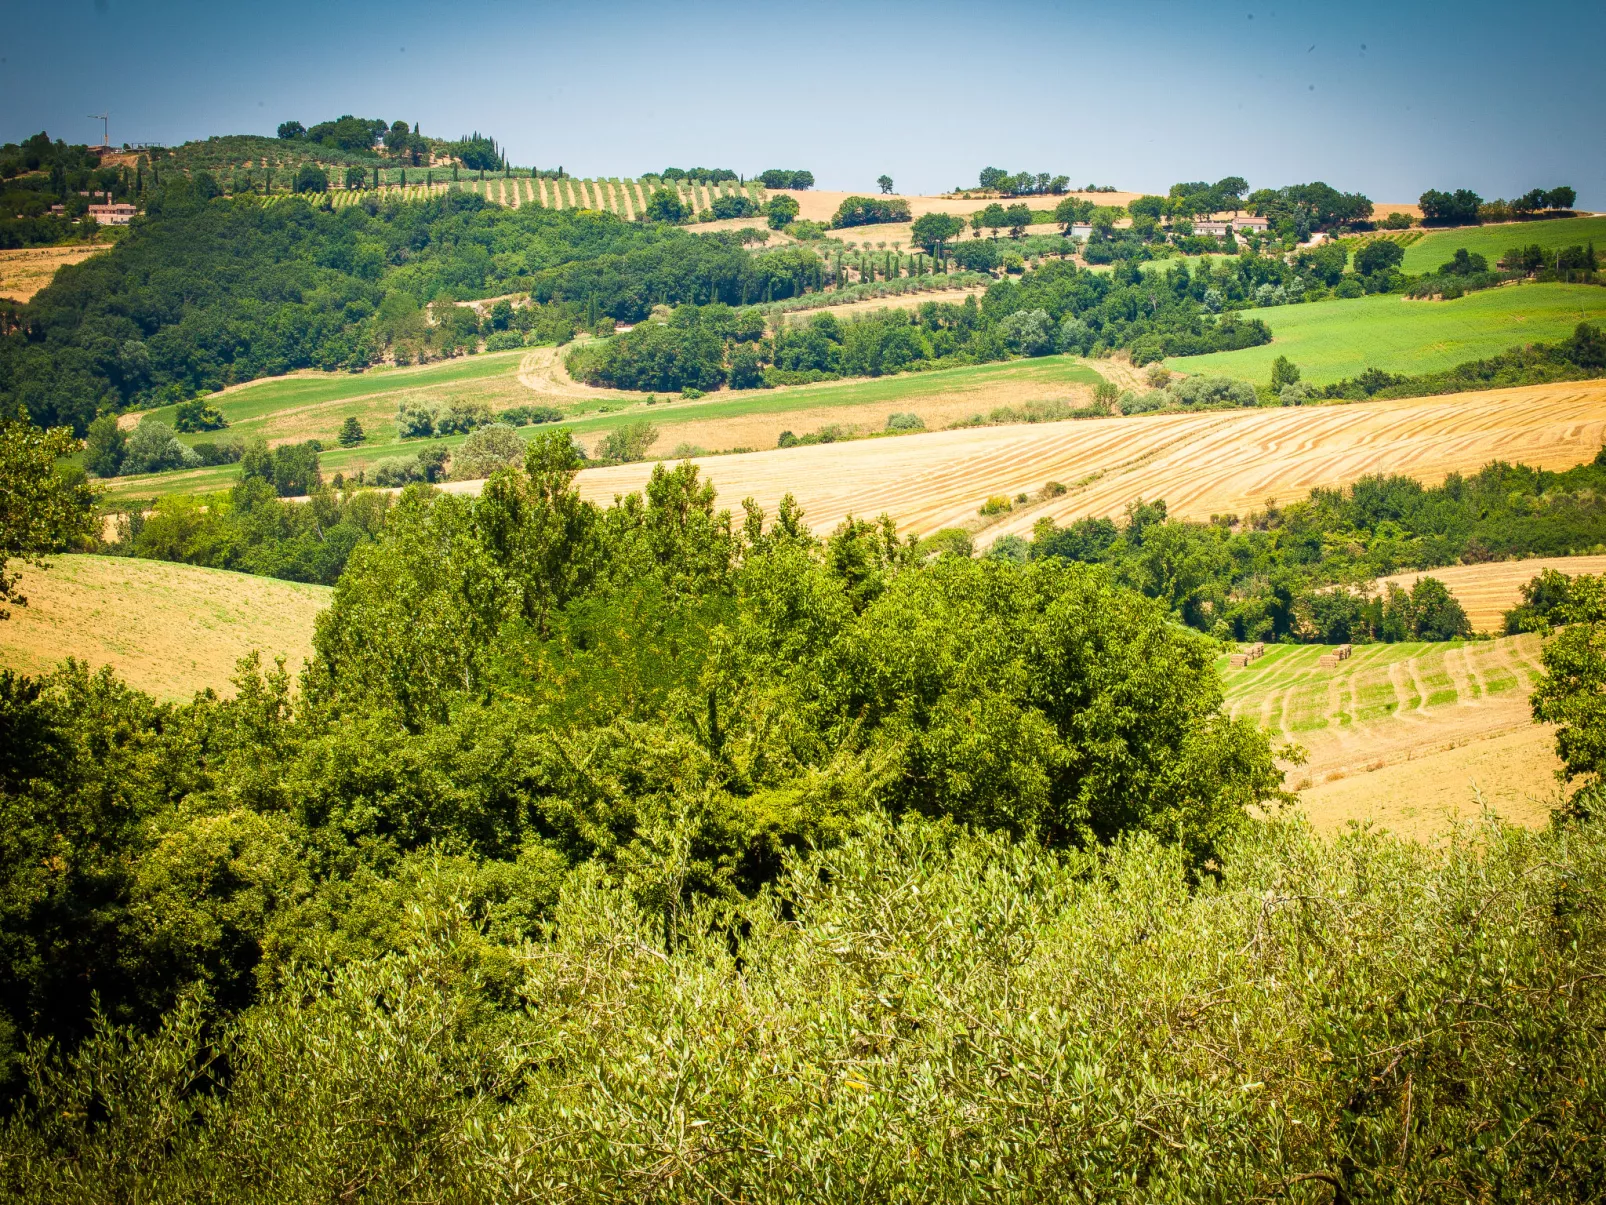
[88, 203, 137, 225]
[1193, 215, 1270, 237]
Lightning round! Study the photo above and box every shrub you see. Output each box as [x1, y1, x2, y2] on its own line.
[293, 163, 329, 194]
[371, 446, 449, 486]
[190, 439, 243, 466]
[765, 194, 799, 230]
[593, 420, 659, 463]
[884, 412, 925, 433]
[979, 494, 1013, 516]
[1169, 375, 1257, 408]
[484, 330, 526, 351]
[450, 423, 526, 481]
[173, 396, 227, 433]
[830, 196, 912, 228]
[499, 404, 563, 426]
[121, 420, 196, 475]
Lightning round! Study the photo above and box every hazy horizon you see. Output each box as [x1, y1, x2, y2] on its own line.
[3, 0, 1602, 207]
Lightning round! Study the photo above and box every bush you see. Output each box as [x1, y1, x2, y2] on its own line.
[370, 445, 449, 487]
[483, 330, 526, 351]
[830, 196, 912, 228]
[450, 423, 526, 481]
[190, 439, 243, 466]
[979, 494, 1013, 516]
[884, 412, 925, 433]
[644, 188, 688, 223]
[1169, 375, 1257, 408]
[121, 420, 196, 475]
[593, 420, 660, 463]
[499, 404, 563, 426]
[173, 396, 227, 433]
[710, 194, 757, 220]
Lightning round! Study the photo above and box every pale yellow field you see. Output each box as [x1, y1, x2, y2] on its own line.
[543, 381, 1606, 542]
[0, 555, 330, 701]
[1376, 555, 1606, 634]
[0, 246, 106, 302]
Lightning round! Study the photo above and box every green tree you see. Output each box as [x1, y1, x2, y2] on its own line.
[0, 423, 95, 617]
[293, 163, 329, 194]
[765, 193, 799, 230]
[910, 212, 962, 257]
[1053, 196, 1094, 234]
[83, 414, 126, 477]
[1003, 203, 1033, 239]
[876, 174, 894, 195]
[979, 203, 1007, 239]
[338, 417, 366, 447]
[1270, 356, 1301, 391]
[1354, 239, 1404, 276]
[644, 188, 688, 223]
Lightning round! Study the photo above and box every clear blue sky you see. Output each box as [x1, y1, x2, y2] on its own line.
[3, 0, 1601, 207]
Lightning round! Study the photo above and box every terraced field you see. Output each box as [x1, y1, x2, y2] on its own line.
[1221, 636, 1559, 836]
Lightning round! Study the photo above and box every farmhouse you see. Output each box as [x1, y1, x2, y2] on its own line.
[1194, 215, 1270, 237]
[88, 203, 137, 225]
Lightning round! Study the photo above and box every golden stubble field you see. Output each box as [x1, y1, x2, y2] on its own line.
[0, 555, 331, 701]
[557, 381, 1606, 541]
[0, 246, 106, 302]
[1377, 555, 1606, 633]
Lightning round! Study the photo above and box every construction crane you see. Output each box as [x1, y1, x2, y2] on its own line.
[88, 112, 109, 147]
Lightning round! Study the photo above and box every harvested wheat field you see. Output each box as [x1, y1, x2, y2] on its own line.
[1221, 636, 1559, 838]
[557, 381, 1606, 542]
[0, 555, 330, 701]
[1376, 554, 1606, 634]
[0, 246, 105, 302]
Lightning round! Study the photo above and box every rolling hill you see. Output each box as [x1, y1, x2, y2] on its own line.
[0, 555, 330, 700]
[1164, 282, 1606, 384]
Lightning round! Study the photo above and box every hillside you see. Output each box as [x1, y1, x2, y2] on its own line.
[0, 554, 329, 699]
[1164, 283, 1606, 384]
[1398, 214, 1606, 274]
[1221, 636, 1557, 836]
[505, 380, 1606, 542]
[0, 246, 108, 303]
[1375, 553, 1606, 632]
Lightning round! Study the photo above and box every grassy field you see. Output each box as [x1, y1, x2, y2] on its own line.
[1399, 214, 1606, 275]
[1220, 635, 1559, 836]
[0, 555, 330, 700]
[1374, 554, 1606, 633]
[544, 380, 1606, 545]
[1165, 282, 1606, 384]
[102, 353, 1106, 501]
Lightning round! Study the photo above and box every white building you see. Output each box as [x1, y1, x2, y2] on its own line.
[88, 203, 137, 226]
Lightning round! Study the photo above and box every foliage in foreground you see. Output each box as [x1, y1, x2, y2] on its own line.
[1, 810, 1602, 1202]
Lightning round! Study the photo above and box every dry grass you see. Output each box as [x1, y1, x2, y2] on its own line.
[554, 381, 1606, 543]
[0, 246, 106, 302]
[770, 286, 988, 321]
[0, 555, 330, 701]
[1377, 555, 1606, 634]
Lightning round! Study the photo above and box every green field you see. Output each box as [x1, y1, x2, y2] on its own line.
[1215, 637, 1543, 736]
[1399, 215, 1606, 275]
[102, 353, 1104, 501]
[1165, 282, 1606, 385]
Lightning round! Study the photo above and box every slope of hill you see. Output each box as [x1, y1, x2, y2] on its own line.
[1221, 635, 1558, 836]
[1399, 214, 1606, 275]
[99, 351, 1107, 501]
[0, 555, 329, 700]
[528, 380, 1606, 542]
[1375, 554, 1606, 633]
[0, 246, 106, 302]
[1164, 283, 1606, 384]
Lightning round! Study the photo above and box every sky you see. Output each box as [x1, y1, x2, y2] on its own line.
[3, 0, 1602, 207]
